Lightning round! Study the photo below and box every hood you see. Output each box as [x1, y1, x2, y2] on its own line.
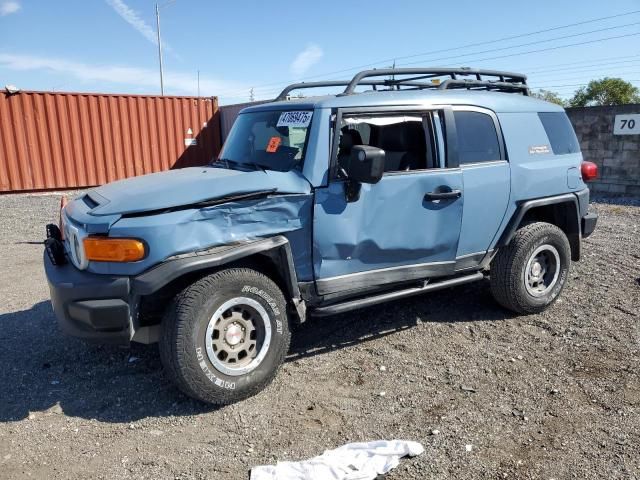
[87, 166, 312, 216]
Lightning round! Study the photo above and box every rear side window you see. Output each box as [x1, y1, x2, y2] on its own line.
[453, 111, 501, 164]
[538, 112, 580, 155]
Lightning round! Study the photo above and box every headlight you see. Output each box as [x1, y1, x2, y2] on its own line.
[83, 237, 146, 262]
[73, 235, 82, 261]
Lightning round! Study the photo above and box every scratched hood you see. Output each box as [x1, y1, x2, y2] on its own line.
[87, 166, 311, 216]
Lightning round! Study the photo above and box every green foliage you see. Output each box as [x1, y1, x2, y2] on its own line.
[531, 89, 566, 106]
[569, 78, 640, 107]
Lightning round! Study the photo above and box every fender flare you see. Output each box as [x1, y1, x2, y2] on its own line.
[132, 236, 301, 304]
[496, 193, 581, 258]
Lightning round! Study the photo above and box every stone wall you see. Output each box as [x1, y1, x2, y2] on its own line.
[566, 104, 640, 196]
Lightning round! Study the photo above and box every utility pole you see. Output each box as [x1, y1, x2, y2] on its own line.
[249, 87, 255, 102]
[155, 3, 164, 95]
[197, 70, 200, 98]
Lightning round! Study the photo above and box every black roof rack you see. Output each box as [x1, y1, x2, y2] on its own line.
[275, 67, 529, 101]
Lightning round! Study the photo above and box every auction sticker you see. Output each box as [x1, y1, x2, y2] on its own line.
[277, 111, 313, 128]
[266, 136, 281, 153]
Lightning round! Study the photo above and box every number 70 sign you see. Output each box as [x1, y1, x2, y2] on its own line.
[613, 114, 640, 135]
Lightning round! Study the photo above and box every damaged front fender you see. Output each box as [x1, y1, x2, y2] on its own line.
[87, 194, 313, 277]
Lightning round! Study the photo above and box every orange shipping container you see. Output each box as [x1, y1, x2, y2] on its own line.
[0, 91, 222, 192]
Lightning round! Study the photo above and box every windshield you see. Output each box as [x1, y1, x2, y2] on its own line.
[216, 110, 313, 172]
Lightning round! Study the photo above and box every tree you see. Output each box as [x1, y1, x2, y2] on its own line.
[531, 89, 566, 106]
[569, 77, 640, 107]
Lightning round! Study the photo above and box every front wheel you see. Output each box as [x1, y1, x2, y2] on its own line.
[159, 268, 290, 404]
[490, 222, 571, 314]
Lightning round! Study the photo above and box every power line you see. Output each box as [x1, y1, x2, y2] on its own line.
[234, 36, 640, 100]
[221, 11, 640, 97]
[526, 54, 640, 71]
[399, 21, 640, 66]
[436, 32, 640, 69]
[243, 38, 640, 101]
[531, 79, 640, 89]
[216, 9, 640, 97]
[528, 65, 640, 84]
[527, 56, 640, 74]
[241, 30, 640, 100]
[390, 10, 640, 64]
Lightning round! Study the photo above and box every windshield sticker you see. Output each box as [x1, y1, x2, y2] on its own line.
[277, 111, 313, 128]
[266, 136, 282, 153]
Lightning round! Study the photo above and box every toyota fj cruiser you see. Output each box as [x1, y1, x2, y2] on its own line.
[44, 68, 598, 404]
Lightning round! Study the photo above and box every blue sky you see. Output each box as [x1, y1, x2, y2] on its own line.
[1, 0, 639, 104]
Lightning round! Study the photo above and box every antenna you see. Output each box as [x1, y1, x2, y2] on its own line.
[391, 60, 396, 89]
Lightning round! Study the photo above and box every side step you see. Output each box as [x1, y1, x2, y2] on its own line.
[311, 272, 484, 317]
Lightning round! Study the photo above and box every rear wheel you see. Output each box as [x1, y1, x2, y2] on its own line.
[490, 222, 571, 314]
[160, 268, 290, 404]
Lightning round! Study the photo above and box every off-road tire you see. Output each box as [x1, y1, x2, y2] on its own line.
[490, 222, 571, 314]
[159, 268, 290, 404]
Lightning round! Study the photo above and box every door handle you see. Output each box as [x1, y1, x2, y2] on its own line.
[424, 189, 462, 201]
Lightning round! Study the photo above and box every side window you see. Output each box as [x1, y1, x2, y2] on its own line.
[453, 111, 501, 164]
[337, 114, 436, 173]
[538, 112, 580, 155]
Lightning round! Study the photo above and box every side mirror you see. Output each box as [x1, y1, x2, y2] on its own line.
[346, 145, 385, 185]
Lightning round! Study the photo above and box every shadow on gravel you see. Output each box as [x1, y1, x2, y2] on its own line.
[0, 280, 511, 423]
[289, 279, 514, 361]
[0, 301, 217, 423]
[591, 194, 640, 207]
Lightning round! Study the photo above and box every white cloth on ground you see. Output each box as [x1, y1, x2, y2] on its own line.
[250, 439, 424, 480]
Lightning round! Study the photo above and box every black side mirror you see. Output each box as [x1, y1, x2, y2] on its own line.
[346, 145, 385, 185]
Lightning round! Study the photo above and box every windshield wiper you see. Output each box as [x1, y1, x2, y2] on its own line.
[211, 158, 236, 168]
[211, 158, 269, 172]
[248, 162, 267, 173]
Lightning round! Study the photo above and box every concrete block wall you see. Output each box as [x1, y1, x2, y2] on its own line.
[566, 104, 640, 196]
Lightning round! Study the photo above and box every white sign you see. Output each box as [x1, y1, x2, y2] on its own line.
[614, 114, 640, 135]
[277, 111, 313, 128]
[184, 138, 197, 146]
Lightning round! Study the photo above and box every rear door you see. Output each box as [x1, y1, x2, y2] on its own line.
[312, 107, 464, 295]
[453, 107, 510, 269]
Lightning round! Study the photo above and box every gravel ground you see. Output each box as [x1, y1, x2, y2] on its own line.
[0, 192, 638, 480]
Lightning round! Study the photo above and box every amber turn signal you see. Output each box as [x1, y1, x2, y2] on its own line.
[83, 237, 146, 262]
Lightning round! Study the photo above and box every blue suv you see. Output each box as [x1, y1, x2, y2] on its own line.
[44, 68, 598, 404]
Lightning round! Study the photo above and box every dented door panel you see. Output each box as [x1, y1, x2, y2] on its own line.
[313, 169, 464, 291]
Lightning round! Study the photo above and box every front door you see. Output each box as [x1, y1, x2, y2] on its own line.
[312, 109, 464, 295]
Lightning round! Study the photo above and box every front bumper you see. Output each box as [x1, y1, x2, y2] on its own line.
[44, 251, 134, 344]
[582, 211, 598, 238]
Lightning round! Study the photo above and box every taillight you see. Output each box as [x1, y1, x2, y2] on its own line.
[581, 161, 598, 182]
